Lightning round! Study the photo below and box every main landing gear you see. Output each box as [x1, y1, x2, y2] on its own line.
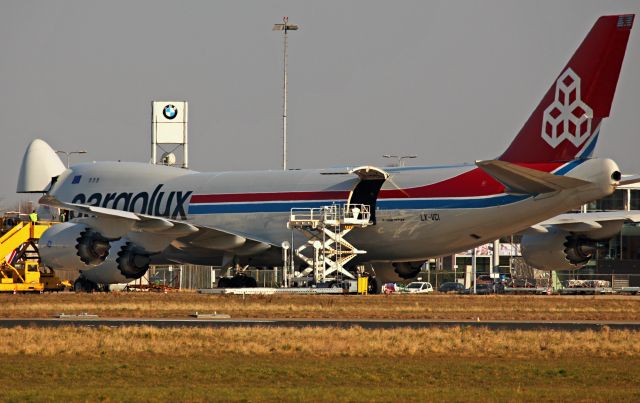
[73, 276, 98, 293]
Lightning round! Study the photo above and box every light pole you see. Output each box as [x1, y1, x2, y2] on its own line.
[56, 150, 87, 168]
[472, 247, 477, 295]
[273, 17, 299, 171]
[383, 154, 417, 167]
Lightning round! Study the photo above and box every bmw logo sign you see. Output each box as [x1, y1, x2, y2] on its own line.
[163, 104, 178, 120]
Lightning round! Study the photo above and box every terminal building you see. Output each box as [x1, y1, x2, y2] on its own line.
[580, 183, 640, 280]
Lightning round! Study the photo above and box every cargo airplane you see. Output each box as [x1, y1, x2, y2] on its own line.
[16, 15, 638, 291]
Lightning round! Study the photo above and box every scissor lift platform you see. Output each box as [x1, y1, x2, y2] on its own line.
[288, 204, 370, 284]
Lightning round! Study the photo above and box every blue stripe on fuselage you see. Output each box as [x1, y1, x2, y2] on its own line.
[553, 158, 586, 176]
[189, 200, 335, 214]
[376, 194, 529, 210]
[188, 194, 530, 214]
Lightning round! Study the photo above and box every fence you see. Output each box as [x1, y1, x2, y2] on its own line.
[417, 265, 640, 291]
[147, 265, 282, 290]
[121, 264, 640, 291]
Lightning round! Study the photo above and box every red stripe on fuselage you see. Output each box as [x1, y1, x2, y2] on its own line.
[190, 162, 566, 203]
[190, 190, 350, 204]
[380, 167, 502, 199]
[379, 163, 564, 199]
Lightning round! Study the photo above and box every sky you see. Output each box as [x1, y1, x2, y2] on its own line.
[1, 1, 639, 208]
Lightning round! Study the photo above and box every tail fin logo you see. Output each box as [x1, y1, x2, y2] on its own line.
[541, 68, 593, 148]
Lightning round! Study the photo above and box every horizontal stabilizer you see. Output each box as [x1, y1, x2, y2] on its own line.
[476, 160, 590, 194]
[618, 174, 640, 186]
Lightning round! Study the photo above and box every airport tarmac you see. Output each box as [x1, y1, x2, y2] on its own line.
[1, 318, 640, 330]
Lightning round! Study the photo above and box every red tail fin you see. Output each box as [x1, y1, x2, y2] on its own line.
[500, 14, 634, 163]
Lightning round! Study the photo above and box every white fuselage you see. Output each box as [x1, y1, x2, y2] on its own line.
[47, 157, 619, 266]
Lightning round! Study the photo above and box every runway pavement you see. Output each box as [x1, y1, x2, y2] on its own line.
[1, 318, 640, 330]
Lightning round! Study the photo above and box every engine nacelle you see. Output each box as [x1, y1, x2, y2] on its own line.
[39, 222, 113, 270]
[362, 261, 426, 293]
[40, 223, 152, 284]
[521, 230, 597, 270]
[81, 239, 152, 284]
[392, 261, 424, 279]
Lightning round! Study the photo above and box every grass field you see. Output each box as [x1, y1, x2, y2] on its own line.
[1, 292, 639, 321]
[2, 293, 639, 401]
[1, 326, 639, 402]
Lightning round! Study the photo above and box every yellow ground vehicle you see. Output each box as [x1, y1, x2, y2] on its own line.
[0, 216, 70, 293]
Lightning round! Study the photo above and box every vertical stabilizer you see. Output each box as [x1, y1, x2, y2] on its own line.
[500, 14, 634, 163]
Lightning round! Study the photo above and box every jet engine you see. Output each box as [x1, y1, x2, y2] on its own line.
[521, 230, 598, 270]
[367, 261, 425, 286]
[39, 223, 153, 285]
[359, 261, 426, 293]
[392, 261, 425, 279]
[39, 222, 113, 270]
[80, 239, 151, 284]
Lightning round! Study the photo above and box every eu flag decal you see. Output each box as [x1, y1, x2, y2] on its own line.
[71, 175, 82, 184]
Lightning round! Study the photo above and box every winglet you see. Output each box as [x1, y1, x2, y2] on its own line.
[476, 160, 590, 194]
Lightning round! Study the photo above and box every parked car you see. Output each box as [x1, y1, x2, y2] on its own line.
[475, 275, 494, 285]
[438, 282, 464, 293]
[404, 282, 434, 294]
[463, 283, 495, 295]
[383, 283, 402, 294]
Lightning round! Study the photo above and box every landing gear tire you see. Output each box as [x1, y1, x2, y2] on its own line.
[230, 274, 257, 288]
[73, 277, 96, 293]
[218, 274, 257, 288]
[243, 276, 257, 288]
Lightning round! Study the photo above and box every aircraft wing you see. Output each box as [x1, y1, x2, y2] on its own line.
[39, 195, 198, 238]
[38, 195, 273, 256]
[527, 211, 640, 234]
[476, 160, 590, 194]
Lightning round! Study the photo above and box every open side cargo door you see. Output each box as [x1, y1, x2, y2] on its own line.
[347, 166, 389, 224]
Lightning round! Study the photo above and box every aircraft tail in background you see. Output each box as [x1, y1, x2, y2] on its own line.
[499, 14, 634, 163]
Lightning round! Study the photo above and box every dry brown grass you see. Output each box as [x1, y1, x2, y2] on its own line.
[2, 326, 640, 359]
[5, 354, 640, 402]
[2, 326, 640, 401]
[1, 292, 639, 320]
